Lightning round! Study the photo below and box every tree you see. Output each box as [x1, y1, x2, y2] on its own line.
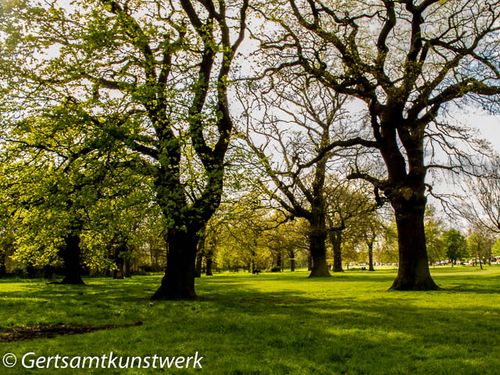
[355, 209, 386, 271]
[379, 220, 400, 265]
[442, 229, 467, 266]
[256, 0, 499, 289]
[239, 73, 360, 277]
[492, 237, 500, 258]
[424, 206, 446, 265]
[324, 178, 378, 272]
[0, 0, 249, 299]
[0, 109, 133, 283]
[262, 215, 310, 272]
[0, 212, 15, 278]
[460, 157, 500, 234]
[203, 194, 271, 273]
[467, 227, 494, 269]
[82, 182, 164, 278]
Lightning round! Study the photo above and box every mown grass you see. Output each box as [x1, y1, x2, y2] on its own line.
[0, 266, 499, 374]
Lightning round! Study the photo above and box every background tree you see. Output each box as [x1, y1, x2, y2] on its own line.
[442, 229, 468, 267]
[239, 73, 363, 277]
[0, 108, 134, 283]
[255, 0, 500, 290]
[424, 207, 446, 265]
[324, 177, 378, 272]
[467, 227, 494, 269]
[354, 209, 386, 271]
[492, 237, 500, 260]
[459, 156, 500, 234]
[378, 220, 400, 265]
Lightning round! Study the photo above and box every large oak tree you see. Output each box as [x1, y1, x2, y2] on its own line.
[0, 0, 248, 298]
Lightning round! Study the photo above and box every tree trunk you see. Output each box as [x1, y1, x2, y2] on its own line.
[113, 243, 126, 279]
[330, 230, 343, 272]
[195, 253, 203, 278]
[308, 221, 330, 277]
[0, 253, 6, 278]
[276, 251, 282, 271]
[368, 240, 375, 271]
[390, 201, 439, 290]
[152, 229, 198, 300]
[124, 257, 132, 277]
[60, 232, 85, 285]
[195, 229, 206, 278]
[206, 255, 213, 276]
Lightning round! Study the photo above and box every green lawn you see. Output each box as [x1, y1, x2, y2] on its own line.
[0, 266, 499, 374]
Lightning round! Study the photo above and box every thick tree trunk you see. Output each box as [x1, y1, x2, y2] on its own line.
[60, 233, 85, 285]
[276, 251, 282, 271]
[308, 222, 330, 277]
[390, 201, 439, 290]
[330, 230, 343, 272]
[152, 229, 199, 300]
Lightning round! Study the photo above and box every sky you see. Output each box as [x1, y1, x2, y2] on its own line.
[469, 114, 500, 152]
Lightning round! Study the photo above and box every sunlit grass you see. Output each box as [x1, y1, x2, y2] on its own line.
[0, 266, 499, 374]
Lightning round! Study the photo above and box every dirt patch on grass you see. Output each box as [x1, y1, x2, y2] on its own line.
[0, 321, 143, 342]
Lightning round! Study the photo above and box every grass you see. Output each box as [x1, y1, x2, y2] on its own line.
[0, 266, 499, 374]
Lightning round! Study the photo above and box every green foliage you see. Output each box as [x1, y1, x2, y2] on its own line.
[204, 195, 309, 272]
[379, 221, 399, 264]
[443, 229, 468, 264]
[492, 238, 500, 256]
[467, 229, 495, 263]
[424, 207, 446, 264]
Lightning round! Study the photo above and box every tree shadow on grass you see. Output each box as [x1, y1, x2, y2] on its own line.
[0, 273, 499, 374]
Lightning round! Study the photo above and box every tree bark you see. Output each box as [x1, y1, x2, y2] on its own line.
[0, 253, 6, 278]
[205, 255, 213, 276]
[276, 251, 282, 271]
[367, 240, 375, 271]
[113, 243, 127, 279]
[195, 253, 203, 278]
[308, 219, 330, 277]
[60, 232, 85, 285]
[390, 200, 439, 290]
[124, 257, 132, 277]
[330, 230, 343, 272]
[152, 229, 199, 300]
[194, 231, 205, 278]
